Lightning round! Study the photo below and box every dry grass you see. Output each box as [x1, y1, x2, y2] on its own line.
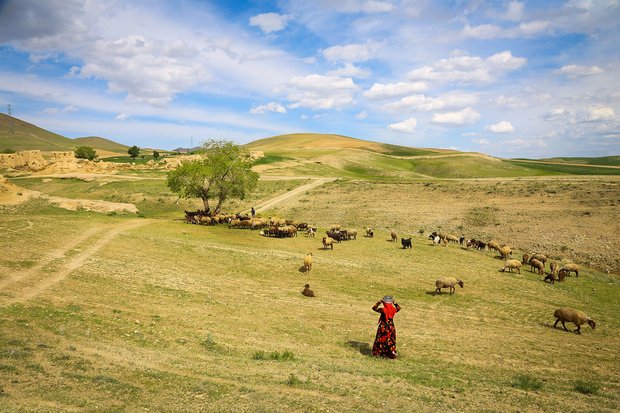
[0, 179, 618, 412]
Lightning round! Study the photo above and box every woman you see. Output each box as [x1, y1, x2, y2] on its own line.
[372, 296, 401, 358]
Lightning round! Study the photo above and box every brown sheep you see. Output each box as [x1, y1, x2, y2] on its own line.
[322, 237, 334, 250]
[487, 240, 501, 253]
[561, 263, 580, 277]
[391, 231, 397, 242]
[529, 253, 548, 268]
[302, 284, 315, 297]
[530, 258, 544, 275]
[435, 277, 464, 294]
[553, 307, 596, 334]
[303, 253, 313, 272]
[500, 259, 522, 274]
[499, 246, 512, 259]
[522, 253, 529, 264]
[557, 268, 569, 282]
[549, 261, 558, 276]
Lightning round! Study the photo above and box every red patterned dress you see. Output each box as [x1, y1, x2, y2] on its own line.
[372, 301, 401, 358]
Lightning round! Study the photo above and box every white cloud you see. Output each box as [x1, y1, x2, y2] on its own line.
[581, 105, 616, 122]
[42, 105, 78, 115]
[544, 108, 570, 121]
[249, 102, 287, 114]
[462, 20, 550, 39]
[407, 51, 526, 84]
[285, 74, 358, 110]
[385, 92, 478, 112]
[115, 113, 130, 121]
[502, 1, 525, 21]
[249, 13, 291, 34]
[554, 64, 604, 78]
[328, 0, 394, 13]
[472, 138, 490, 145]
[485, 121, 514, 133]
[322, 42, 375, 62]
[388, 117, 417, 133]
[431, 107, 481, 126]
[327, 63, 371, 79]
[363, 81, 427, 99]
[462, 24, 502, 40]
[355, 111, 368, 119]
[495, 94, 527, 109]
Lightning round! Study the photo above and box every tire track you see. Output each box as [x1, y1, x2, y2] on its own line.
[1, 219, 150, 305]
[250, 177, 337, 214]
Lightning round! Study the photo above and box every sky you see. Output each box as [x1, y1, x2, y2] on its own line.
[0, 0, 619, 157]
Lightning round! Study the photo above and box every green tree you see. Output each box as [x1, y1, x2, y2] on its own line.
[74, 146, 97, 160]
[152, 150, 160, 161]
[128, 145, 140, 159]
[166, 140, 258, 213]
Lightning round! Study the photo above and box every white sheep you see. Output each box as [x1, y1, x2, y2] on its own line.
[434, 277, 464, 294]
[561, 263, 580, 277]
[500, 259, 522, 274]
[553, 307, 596, 334]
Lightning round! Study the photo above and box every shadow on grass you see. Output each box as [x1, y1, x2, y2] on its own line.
[298, 266, 308, 273]
[426, 290, 451, 296]
[347, 341, 372, 356]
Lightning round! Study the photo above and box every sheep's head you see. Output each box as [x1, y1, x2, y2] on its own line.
[304, 284, 310, 289]
[457, 280, 464, 288]
[588, 319, 596, 329]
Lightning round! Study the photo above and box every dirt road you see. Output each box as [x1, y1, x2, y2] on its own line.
[249, 177, 337, 214]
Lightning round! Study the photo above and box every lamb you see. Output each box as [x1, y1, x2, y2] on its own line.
[530, 258, 545, 275]
[391, 231, 397, 242]
[366, 227, 374, 238]
[553, 307, 596, 334]
[322, 236, 334, 250]
[401, 237, 412, 249]
[543, 272, 558, 284]
[561, 263, 580, 277]
[434, 277, 464, 294]
[302, 284, 315, 297]
[431, 235, 441, 245]
[459, 236, 465, 245]
[303, 253, 313, 272]
[306, 227, 316, 238]
[522, 253, 529, 265]
[500, 259, 522, 274]
[557, 268, 569, 282]
[499, 246, 512, 259]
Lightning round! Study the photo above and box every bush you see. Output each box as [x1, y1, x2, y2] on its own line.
[252, 350, 295, 361]
[74, 146, 97, 160]
[574, 380, 600, 395]
[511, 374, 543, 391]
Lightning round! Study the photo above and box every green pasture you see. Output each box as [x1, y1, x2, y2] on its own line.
[0, 190, 618, 411]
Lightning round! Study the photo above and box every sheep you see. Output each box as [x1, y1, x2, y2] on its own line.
[549, 261, 558, 276]
[302, 284, 315, 297]
[459, 236, 465, 245]
[434, 277, 464, 294]
[487, 240, 501, 253]
[365, 227, 374, 238]
[303, 253, 313, 272]
[530, 258, 545, 275]
[553, 307, 596, 334]
[431, 235, 441, 245]
[557, 268, 569, 281]
[345, 229, 357, 240]
[544, 272, 558, 284]
[500, 259, 522, 274]
[499, 246, 512, 259]
[322, 237, 334, 250]
[561, 263, 580, 277]
[522, 253, 530, 265]
[445, 234, 459, 244]
[330, 224, 341, 231]
[306, 227, 316, 238]
[391, 231, 397, 242]
[529, 253, 548, 268]
[401, 237, 412, 249]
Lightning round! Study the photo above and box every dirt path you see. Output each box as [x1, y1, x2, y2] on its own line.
[249, 177, 337, 214]
[0, 219, 150, 306]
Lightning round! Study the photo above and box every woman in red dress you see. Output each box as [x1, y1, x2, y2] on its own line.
[372, 296, 401, 358]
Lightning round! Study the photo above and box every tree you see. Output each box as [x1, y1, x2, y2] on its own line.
[128, 145, 140, 159]
[152, 150, 160, 161]
[74, 146, 97, 160]
[166, 140, 258, 213]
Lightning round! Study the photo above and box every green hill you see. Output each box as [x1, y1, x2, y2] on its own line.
[0, 113, 77, 152]
[73, 136, 129, 153]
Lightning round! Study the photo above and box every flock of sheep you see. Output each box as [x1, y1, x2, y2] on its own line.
[183, 211, 597, 335]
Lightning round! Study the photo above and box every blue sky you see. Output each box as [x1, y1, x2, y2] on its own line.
[0, 0, 618, 157]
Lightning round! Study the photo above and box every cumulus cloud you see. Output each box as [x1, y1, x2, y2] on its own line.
[115, 113, 130, 121]
[327, 63, 371, 79]
[363, 81, 427, 99]
[501, 1, 525, 21]
[544, 108, 570, 121]
[431, 107, 481, 126]
[385, 92, 478, 112]
[462, 20, 550, 39]
[327, 0, 394, 13]
[322, 42, 375, 62]
[554, 64, 604, 78]
[407, 51, 526, 84]
[388, 117, 417, 133]
[485, 121, 514, 133]
[285, 74, 358, 110]
[249, 102, 287, 114]
[249, 13, 291, 34]
[581, 105, 616, 122]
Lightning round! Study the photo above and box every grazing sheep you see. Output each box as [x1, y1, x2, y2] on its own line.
[544, 272, 558, 284]
[529, 253, 548, 268]
[331, 224, 341, 231]
[391, 231, 397, 242]
[530, 258, 545, 275]
[459, 236, 465, 245]
[306, 228, 316, 238]
[522, 253, 529, 264]
[366, 227, 374, 238]
[431, 235, 441, 245]
[500, 259, 522, 274]
[561, 263, 580, 277]
[549, 261, 558, 276]
[445, 234, 459, 244]
[302, 284, 315, 297]
[322, 237, 334, 250]
[401, 237, 412, 249]
[345, 229, 357, 240]
[499, 246, 512, 259]
[553, 307, 596, 334]
[557, 268, 569, 282]
[434, 277, 464, 294]
[487, 240, 501, 253]
[303, 253, 313, 272]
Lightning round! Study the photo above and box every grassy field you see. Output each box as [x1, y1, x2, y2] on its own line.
[1, 173, 619, 412]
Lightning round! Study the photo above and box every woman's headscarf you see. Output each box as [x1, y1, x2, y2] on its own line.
[382, 302, 397, 320]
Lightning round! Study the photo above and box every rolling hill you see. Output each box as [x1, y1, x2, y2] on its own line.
[72, 136, 129, 153]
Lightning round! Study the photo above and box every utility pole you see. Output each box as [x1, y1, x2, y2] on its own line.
[7, 104, 15, 135]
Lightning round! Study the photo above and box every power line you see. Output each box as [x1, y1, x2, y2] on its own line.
[7, 104, 15, 135]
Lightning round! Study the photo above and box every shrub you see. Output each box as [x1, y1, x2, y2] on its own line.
[511, 374, 543, 391]
[285, 374, 305, 387]
[574, 380, 600, 395]
[74, 146, 97, 161]
[252, 350, 295, 361]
